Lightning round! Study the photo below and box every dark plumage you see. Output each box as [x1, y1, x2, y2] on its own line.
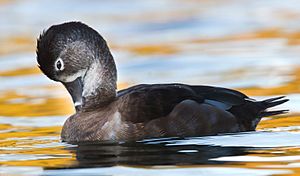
[36, 22, 289, 143]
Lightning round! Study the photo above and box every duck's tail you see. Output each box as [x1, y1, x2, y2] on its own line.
[230, 96, 289, 131]
[246, 96, 289, 130]
[258, 96, 289, 117]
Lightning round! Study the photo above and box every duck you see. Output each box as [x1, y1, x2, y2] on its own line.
[36, 21, 289, 143]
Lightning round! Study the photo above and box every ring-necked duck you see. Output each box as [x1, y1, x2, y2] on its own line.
[36, 22, 289, 143]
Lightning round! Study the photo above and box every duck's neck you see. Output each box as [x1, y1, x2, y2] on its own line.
[81, 59, 117, 110]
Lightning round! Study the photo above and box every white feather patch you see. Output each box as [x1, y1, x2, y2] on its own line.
[82, 62, 103, 97]
[102, 111, 122, 140]
[60, 69, 86, 83]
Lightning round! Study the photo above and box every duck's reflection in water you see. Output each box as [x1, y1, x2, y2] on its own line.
[66, 139, 253, 168]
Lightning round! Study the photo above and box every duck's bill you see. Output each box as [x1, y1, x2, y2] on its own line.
[63, 77, 83, 111]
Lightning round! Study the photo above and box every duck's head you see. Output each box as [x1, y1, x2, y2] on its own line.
[37, 22, 117, 111]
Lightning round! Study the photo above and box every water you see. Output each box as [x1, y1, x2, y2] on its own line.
[0, 0, 300, 175]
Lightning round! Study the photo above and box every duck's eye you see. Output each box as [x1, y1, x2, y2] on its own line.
[55, 58, 64, 71]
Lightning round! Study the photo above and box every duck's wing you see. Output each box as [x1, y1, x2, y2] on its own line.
[117, 84, 202, 123]
[117, 84, 288, 131]
[117, 84, 244, 123]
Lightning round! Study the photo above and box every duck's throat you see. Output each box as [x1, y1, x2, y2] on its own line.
[82, 86, 116, 109]
[81, 62, 117, 109]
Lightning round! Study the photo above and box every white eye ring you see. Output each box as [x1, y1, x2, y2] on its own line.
[55, 58, 64, 71]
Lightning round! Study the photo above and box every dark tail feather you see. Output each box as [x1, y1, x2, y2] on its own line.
[259, 96, 289, 117]
[260, 109, 289, 117]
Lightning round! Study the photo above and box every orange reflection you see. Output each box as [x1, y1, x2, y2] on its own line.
[258, 115, 300, 130]
[238, 67, 300, 96]
[0, 36, 35, 56]
[124, 44, 179, 55]
[0, 88, 74, 117]
[0, 67, 40, 77]
[192, 28, 300, 46]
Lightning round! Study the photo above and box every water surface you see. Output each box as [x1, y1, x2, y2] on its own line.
[0, 0, 300, 175]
